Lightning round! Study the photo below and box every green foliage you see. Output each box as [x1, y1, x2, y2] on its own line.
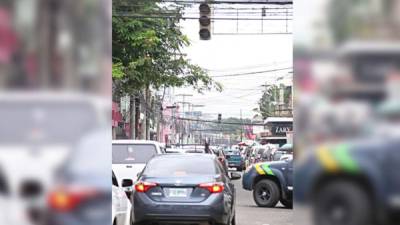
[112, 0, 222, 95]
[257, 85, 280, 118]
[327, 0, 382, 44]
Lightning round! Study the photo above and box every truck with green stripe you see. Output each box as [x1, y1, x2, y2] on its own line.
[295, 139, 400, 225]
[242, 159, 293, 208]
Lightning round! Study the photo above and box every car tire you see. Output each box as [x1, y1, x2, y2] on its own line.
[280, 197, 293, 208]
[313, 180, 373, 225]
[253, 179, 280, 207]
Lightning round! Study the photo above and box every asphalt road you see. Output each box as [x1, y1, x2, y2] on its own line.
[233, 178, 293, 225]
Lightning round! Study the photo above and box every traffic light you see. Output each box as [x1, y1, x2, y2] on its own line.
[199, 2, 211, 40]
[218, 113, 222, 123]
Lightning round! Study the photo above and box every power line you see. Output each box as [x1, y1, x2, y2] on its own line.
[211, 67, 292, 78]
[167, 116, 265, 126]
[205, 60, 290, 72]
[160, 0, 293, 4]
[113, 14, 292, 21]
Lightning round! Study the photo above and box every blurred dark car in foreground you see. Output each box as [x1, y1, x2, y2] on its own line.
[295, 137, 400, 225]
[129, 154, 241, 225]
[243, 159, 293, 208]
[47, 130, 111, 225]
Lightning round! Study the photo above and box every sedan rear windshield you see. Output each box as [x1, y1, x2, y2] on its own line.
[112, 144, 157, 164]
[144, 157, 217, 177]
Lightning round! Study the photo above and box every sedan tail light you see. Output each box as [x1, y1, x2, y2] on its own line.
[135, 181, 157, 193]
[48, 187, 97, 212]
[198, 182, 224, 193]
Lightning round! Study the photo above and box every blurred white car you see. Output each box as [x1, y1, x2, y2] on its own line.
[112, 140, 164, 186]
[112, 171, 131, 225]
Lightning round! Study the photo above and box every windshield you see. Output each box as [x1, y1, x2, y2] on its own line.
[112, 144, 157, 164]
[224, 150, 240, 155]
[144, 157, 217, 177]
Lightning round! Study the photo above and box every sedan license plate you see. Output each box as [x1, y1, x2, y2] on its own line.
[168, 188, 188, 197]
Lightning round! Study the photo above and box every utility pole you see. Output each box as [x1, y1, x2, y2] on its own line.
[192, 104, 205, 144]
[176, 94, 193, 145]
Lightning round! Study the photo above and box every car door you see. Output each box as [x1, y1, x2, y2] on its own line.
[384, 142, 400, 208]
[216, 161, 234, 216]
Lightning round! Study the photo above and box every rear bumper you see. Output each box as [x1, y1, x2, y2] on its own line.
[132, 192, 228, 224]
[47, 213, 111, 225]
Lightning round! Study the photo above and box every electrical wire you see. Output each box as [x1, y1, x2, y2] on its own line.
[211, 67, 292, 78]
[113, 14, 292, 21]
[164, 115, 265, 126]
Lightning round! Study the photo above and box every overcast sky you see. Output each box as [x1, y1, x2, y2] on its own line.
[175, 4, 293, 119]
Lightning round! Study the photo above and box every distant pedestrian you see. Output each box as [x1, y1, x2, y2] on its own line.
[205, 141, 211, 153]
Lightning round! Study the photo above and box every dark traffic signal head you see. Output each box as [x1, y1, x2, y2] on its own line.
[199, 3, 211, 40]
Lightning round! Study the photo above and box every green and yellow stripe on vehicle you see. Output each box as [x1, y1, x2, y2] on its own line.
[255, 163, 274, 176]
[316, 143, 359, 173]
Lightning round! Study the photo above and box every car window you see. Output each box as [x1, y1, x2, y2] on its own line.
[143, 157, 217, 176]
[225, 150, 240, 155]
[112, 144, 157, 164]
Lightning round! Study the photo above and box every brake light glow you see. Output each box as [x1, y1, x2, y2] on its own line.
[48, 188, 97, 212]
[199, 182, 224, 193]
[135, 181, 157, 192]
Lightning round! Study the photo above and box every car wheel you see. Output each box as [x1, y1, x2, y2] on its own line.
[253, 179, 280, 207]
[313, 180, 372, 225]
[280, 197, 293, 208]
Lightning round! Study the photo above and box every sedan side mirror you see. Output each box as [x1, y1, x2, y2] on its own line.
[122, 179, 133, 187]
[230, 172, 241, 180]
[121, 179, 134, 194]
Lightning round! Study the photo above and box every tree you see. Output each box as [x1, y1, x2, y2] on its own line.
[112, 0, 221, 96]
[327, 0, 388, 44]
[255, 84, 292, 118]
[256, 85, 280, 118]
[112, 0, 221, 139]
